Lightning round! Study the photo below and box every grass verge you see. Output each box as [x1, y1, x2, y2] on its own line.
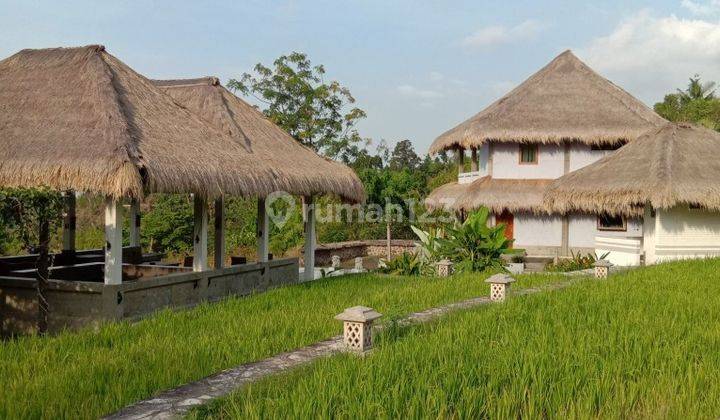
[192, 259, 720, 419]
[0, 271, 561, 419]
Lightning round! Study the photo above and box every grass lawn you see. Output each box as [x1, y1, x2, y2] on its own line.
[192, 259, 720, 419]
[0, 271, 561, 419]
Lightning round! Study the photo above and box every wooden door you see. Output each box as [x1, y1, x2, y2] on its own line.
[495, 210, 514, 245]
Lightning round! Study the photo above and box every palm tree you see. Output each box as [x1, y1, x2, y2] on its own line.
[677, 75, 716, 104]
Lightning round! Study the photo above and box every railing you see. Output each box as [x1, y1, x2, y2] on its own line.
[458, 171, 483, 184]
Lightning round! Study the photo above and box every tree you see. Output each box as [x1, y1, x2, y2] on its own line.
[389, 139, 420, 170]
[654, 75, 720, 131]
[227, 52, 366, 158]
[0, 187, 63, 334]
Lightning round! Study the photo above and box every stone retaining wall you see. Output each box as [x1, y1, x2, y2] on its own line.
[0, 258, 299, 336]
[301, 240, 416, 266]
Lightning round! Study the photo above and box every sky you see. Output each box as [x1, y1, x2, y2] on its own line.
[2, 0, 720, 155]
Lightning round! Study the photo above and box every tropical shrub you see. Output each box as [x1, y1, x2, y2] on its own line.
[438, 207, 512, 272]
[545, 251, 610, 272]
[380, 252, 424, 276]
[410, 225, 444, 264]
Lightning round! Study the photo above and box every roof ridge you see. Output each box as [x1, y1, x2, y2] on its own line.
[95, 50, 145, 194]
[152, 77, 220, 88]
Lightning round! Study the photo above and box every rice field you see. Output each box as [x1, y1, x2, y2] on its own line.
[192, 259, 720, 419]
[0, 271, 560, 419]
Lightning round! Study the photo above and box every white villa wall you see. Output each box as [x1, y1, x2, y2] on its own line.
[568, 144, 615, 172]
[652, 206, 720, 263]
[513, 214, 563, 247]
[478, 143, 489, 177]
[642, 206, 657, 264]
[492, 143, 564, 179]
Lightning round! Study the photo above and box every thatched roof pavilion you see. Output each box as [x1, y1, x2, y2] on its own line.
[429, 50, 665, 154]
[544, 123, 720, 215]
[0, 45, 287, 200]
[0, 45, 361, 288]
[152, 77, 365, 204]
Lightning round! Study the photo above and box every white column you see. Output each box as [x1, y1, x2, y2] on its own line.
[214, 197, 225, 269]
[257, 198, 269, 263]
[303, 196, 316, 281]
[193, 195, 208, 272]
[104, 197, 123, 285]
[128, 199, 141, 248]
[62, 191, 76, 252]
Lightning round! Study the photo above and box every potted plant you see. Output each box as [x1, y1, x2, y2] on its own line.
[506, 253, 525, 274]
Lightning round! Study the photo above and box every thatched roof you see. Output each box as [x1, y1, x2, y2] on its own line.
[425, 177, 552, 214]
[153, 77, 365, 203]
[0, 45, 299, 200]
[424, 182, 469, 212]
[429, 50, 665, 154]
[544, 123, 720, 214]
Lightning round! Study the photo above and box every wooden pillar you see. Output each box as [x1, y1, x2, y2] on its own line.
[128, 199, 141, 248]
[303, 196, 316, 281]
[193, 195, 208, 272]
[257, 198, 269, 263]
[470, 147, 478, 172]
[104, 197, 123, 285]
[560, 142, 571, 256]
[62, 191, 76, 252]
[455, 147, 465, 175]
[214, 197, 225, 269]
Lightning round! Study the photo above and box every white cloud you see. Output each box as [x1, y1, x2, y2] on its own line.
[429, 71, 444, 81]
[462, 19, 545, 48]
[681, 0, 720, 16]
[396, 84, 443, 99]
[578, 10, 720, 103]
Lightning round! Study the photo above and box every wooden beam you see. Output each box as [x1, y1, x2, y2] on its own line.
[104, 197, 123, 285]
[257, 198, 269, 263]
[214, 197, 225, 269]
[303, 196, 316, 281]
[193, 195, 208, 272]
[128, 199, 141, 248]
[62, 191, 76, 252]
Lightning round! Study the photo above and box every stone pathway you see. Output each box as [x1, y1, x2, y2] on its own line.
[105, 279, 576, 420]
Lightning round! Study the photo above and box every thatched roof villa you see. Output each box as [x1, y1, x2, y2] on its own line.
[0, 45, 364, 334]
[426, 50, 665, 256]
[545, 122, 720, 265]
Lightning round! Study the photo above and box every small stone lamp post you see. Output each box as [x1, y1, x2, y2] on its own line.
[436, 259, 454, 277]
[485, 273, 515, 302]
[354, 257, 364, 271]
[331, 255, 341, 270]
[593, 259, 613, 279]
[334, 306, 382, 353]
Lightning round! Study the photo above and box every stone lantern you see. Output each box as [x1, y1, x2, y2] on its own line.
[331, 255, 341, 270]
[594, 259, 613, 279]
[485, 273, 516, 302]
[334, 306, 382, 353]
[436, 259, 454, 277]
[354, 257, 364, 271]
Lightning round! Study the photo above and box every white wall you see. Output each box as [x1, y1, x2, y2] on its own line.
[513, 213, 563, 247]
[642, 206, 657, 264]
[478, 143, 489, 177]
[568, 144, 614, 172]
[652, 206, 720, 263]
[492, 143, 564, 179]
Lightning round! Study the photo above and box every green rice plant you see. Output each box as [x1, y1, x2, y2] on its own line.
[192, 259, 720, 419]
[0, 271, 561, 419]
